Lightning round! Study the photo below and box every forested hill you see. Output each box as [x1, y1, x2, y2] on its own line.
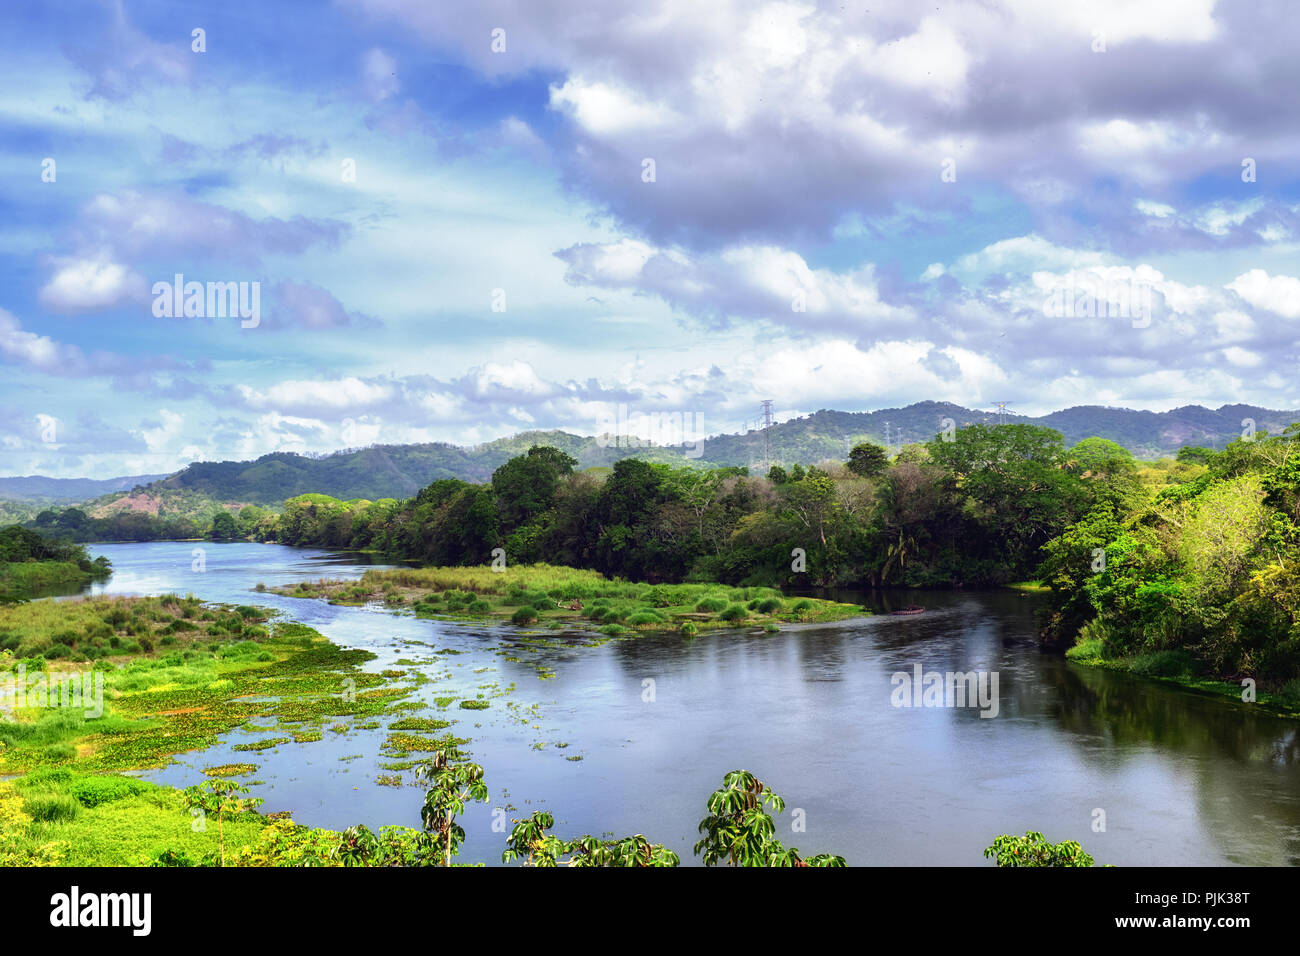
[23, 401, 1300, 508]
[0, 473, 168, 501]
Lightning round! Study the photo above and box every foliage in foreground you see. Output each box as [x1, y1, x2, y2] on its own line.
[983, 831, 1096, 867]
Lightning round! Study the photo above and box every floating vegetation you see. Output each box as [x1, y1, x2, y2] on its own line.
[458, 699, 490, 711]
[203, 763, 257, 777]
[375, 774, 401, 787]
[232, 737, 291, 753]
[381, 732, 470, 756]
[388, 717, 452, 731]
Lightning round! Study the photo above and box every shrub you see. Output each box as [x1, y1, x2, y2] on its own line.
[467, 600, 492, 614]
[720, 604, 748, 622]
[1129, 650, 1197, 679]
[643, 586, 674, 607]
[756, 598, 783, 613]
[984, 831, 1095, 867]
[627, 612, 663, 627]
[695, 597, 728, 613]
[23, 792, 80, 823]
[511, 607, 539, 625]
[70, 775, 151, 808]
[680, 621, 699, 638]
[42, 645, 70, 660]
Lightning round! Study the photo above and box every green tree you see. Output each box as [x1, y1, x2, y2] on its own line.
[181, 780, 264, 866]
[210, 511, 240, 541]
[847, 442, 888, 478]
[417, 751, 489, 866]
[491, 445, 577, 532]
[502, 811, 679, 867]
[693, 770, 845, 867]
[984, 831, 1095, 867]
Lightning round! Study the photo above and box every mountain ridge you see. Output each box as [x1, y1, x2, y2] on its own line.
[7, 402, 1298, 509]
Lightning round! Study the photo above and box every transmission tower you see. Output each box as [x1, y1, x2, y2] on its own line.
[760, 400, 774, 470]
[990, 401, 1016, 426]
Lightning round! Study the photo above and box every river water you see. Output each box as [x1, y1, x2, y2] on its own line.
[68, 541, 1300, 866]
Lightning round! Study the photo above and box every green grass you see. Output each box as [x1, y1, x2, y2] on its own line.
[0, 771, 270, 866]
[271, 563, 867, 635]
[0, 599, 409, 776]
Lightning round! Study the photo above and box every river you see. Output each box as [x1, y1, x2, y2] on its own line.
[65, 541, 1300, 866]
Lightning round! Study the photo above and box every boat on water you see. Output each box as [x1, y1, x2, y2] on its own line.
[889, 606, 925, 616]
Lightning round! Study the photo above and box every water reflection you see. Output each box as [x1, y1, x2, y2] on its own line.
[34, 542, 1300, 866]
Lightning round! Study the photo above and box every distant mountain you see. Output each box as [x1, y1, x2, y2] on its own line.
[10, 402, 1299, 510]
[0, 474, 169, 501]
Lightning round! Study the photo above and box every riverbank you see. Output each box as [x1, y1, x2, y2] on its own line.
[0, 593, 426, 865]
[1065, 637, 1300, 719]
[0, 559, 109, 601]
[267, 563, 869, 636]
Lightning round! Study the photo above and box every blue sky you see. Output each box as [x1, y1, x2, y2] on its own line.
[2, 0, 1299, 477]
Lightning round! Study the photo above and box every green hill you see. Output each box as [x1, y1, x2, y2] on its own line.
[17, 402, 1300, 511]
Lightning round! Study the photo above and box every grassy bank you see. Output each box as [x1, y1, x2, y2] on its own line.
[1065, 637, 1300, 719]
[269, 563, 868, 636]
[0, 559, 108, 600]
[0, 594, 426, 865]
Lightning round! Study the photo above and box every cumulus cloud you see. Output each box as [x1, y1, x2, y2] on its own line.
[342, 0, 1293, 249]
[38, 255, 149, 312]
[556, 239, 910, 333]
[1226, 270, 1300, 319]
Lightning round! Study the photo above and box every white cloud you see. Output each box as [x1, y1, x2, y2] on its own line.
[39, 256, 147, 312]
[1226, 269, 1300, 319]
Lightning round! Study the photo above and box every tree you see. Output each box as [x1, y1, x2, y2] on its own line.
[984, 831, 1095, 867]
[491, 445, 577, 532]
[1176, 445, 1216, 465]
[847, 442, 888, 478]
[693, 770, 845, 867]
[417, 751, 489, 866]
[210, 511, 240, 541]
[502, 811, 679, 867]
[181, 780, 264, 866]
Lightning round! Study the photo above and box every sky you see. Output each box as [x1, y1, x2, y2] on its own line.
[2, 0, 1299, 478]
